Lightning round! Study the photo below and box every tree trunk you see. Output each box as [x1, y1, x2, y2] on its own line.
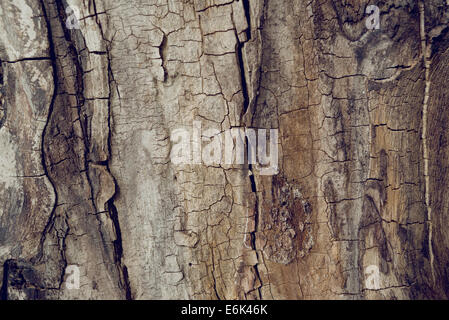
[1, 0, 449, 300]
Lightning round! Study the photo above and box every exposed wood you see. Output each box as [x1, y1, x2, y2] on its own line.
[1, 0, 449, 300]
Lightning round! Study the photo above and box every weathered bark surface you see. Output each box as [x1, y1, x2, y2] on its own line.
[0, 0, 449, 300]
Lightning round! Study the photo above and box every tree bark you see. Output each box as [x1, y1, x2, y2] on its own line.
[0, 0, 449, 300]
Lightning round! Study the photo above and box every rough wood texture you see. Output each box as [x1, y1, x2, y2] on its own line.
[0, 0, 449, 300]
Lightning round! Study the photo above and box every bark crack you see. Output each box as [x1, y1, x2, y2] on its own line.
[35, 0, 60, 275]
[92, 0, 133, 299]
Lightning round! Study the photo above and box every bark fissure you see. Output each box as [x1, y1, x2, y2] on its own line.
[236, 34, 250, 120]
[242, 0, 252, 41]
[98, 1, 133, 299]
[248, 163, 263, 299]
[35, 0, 61, 279]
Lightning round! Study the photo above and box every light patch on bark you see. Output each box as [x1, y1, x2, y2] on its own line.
[419, 0, 435, 285]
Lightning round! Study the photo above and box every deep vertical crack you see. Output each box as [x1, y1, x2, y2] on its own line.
[0, 59, 5, 131]
[104, 55, 133, 300]
[234, 0, 251, 120]
[236, 39, 250, 119]
[35, 0, 61, 276]
[248, 162, 263, 299]
[159, 34, 168, 82]
[107, 198, 133, 300]
[97, 0, 133, 298]
[242, 0, 252, 41]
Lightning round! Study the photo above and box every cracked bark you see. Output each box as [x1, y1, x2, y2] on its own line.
[1, 0, 449, 300]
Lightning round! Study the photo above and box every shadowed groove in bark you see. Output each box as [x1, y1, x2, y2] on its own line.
[248, 161, 262, 299]
[159, 34, 168, 83]
[236, 35, 250, 120]
[242, 0, 251, 41]
[107, 199, 133, 300]
[0, 59, 5, 131]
